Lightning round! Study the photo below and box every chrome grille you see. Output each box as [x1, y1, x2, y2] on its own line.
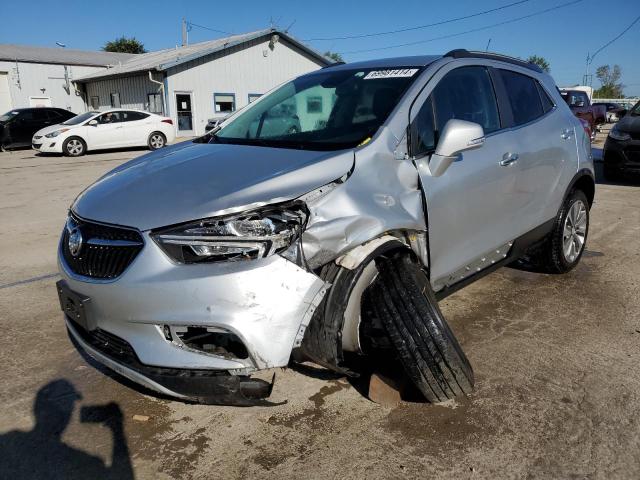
[61, 214, 143, 279]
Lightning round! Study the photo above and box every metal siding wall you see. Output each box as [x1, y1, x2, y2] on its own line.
[84, 74, 161, 112]
[0, 61, 104, 112]
[166, 38, 325, 135]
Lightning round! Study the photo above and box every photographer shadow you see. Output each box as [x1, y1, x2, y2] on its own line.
[0, 379, 134, 480]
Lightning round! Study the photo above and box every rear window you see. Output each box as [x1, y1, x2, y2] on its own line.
[536, 83, 555, 114]
[499, 69, 543, 126]
[122, 111, 149, 121]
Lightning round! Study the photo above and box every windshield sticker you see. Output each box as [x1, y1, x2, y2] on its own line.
[364, 68, 419, 80]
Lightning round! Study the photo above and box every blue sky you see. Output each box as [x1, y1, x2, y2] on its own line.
[2, 0, 639, 95]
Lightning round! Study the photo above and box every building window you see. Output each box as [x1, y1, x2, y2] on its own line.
[148, 93, 163, 114]
[214, 93, 235, 113]
[90, 96, 99, 110]
[307, 96, 323, 114]
[110, 92, 121, 108]
[248, 93, 262, 103]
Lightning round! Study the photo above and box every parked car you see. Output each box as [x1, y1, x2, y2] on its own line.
[559, 89, 604, 140]
[57, 50, 594, 405]
[32, 109, 175, 156]
[602, 100, 640, 180]
[0, 107, 75, 151]
[593, 102, 627, 122]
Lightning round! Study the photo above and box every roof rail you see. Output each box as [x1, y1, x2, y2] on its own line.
[443, 49, 543, 73]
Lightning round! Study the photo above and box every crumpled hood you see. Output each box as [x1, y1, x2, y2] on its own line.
[72, 141, 354, 230]
[616, 114, 640, 133]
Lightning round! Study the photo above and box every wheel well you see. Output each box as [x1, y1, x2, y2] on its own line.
[64, 136, 86, 147]
[149, 131, 166, 139]
[572, 174, 595, 207]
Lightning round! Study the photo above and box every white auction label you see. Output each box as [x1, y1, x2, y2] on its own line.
[364, 68, 419, 79]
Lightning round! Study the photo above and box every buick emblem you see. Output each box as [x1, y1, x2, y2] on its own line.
[68, 228, 83, 257]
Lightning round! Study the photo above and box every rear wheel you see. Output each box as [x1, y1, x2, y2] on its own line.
[63, 137, 86, 157]
[529, 190, 589, 273]
[365, 252, 474, 403]
[148, 132, 166, 150]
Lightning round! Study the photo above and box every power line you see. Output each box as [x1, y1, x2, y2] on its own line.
[340, 0, 583, 55]
[187, 22, 234, 36]
[588, 14, 640, 64]
[303, 0, 532, 41]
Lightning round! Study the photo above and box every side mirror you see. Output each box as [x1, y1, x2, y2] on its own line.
[88, 119, 98, 126]
[429, 119, 485, 177]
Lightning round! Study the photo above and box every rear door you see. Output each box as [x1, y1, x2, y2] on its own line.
[497, 68, 577, 227]
[120, 111, 152, 146]
[410, 64, 523, 290]
[86, 111, 125, 149]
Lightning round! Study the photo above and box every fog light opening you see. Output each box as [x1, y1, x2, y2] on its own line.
[173, 326, 249, 360]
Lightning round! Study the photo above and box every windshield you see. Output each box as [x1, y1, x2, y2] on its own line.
[0, 110, 21, 123]
[214, 67, 422, 150]
[630, 101, 640, 116]
[62, 111, 99, 125]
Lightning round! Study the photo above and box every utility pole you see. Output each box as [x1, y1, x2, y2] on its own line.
[182, 18, 188, 47]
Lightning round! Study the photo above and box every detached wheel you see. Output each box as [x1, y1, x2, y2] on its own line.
[148, 132, 166, 150]
[63, 137, 86, 157]
[365, 253, 474, 403]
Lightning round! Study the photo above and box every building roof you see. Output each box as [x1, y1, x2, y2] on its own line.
[0, 44, 136, 67]
[74, 29, 331, 82]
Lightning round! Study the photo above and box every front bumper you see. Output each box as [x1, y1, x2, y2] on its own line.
[59, 231, 328, 400]
[603, 136, 640, 173]
[32, 135, 63, 153]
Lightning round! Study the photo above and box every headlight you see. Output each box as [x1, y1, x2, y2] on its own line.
[45, 128, 69, 138]
[151, 204, 307, 264]
[609, 127, 631, 141]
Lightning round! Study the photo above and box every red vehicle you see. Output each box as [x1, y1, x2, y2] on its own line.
[560, 89, 605, 140]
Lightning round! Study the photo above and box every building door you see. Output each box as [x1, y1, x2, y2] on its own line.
[0, 72, 12, 113]
[175, 93, 194, 135]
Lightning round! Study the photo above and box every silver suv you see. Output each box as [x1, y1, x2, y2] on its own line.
[57, 50, 594, 405]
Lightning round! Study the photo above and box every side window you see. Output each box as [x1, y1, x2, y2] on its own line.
[536, 83, 555, 114]
[32, 109, 49, 122]
[121, 111, 149, 122]
[97, 112, 122, 124]
[500, 70, 543, 125]
[410, 97, 436, 156]
[432, 66, 501, 135]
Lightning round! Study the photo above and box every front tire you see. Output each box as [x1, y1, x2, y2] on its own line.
[365, 252, 474, 403]
[148, 132, 166, 150]
[63, 137, 86, 157]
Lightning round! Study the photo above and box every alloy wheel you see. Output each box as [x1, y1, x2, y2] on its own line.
[562, 199, 587, 263]
[150, 134, 165, 149]
[67, 139, 83, 156]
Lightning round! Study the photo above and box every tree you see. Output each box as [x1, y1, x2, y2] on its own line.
[526, 55, 550, 73]
[102, 36, 146, 54]
[324, 51, 344, 63]
[594, 65, 624, 98]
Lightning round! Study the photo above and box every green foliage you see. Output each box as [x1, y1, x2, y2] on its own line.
[594, 65, 624, 98]
[324, 51, 344, 63]
[526, 55, 550, 73]
[102, 36, 146, 54]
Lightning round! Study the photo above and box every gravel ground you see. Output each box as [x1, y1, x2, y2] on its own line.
[0, 138, 639, 479]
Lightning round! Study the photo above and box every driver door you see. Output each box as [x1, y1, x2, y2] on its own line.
[409, 64, 522, 291]
[87, 111, 125, 149]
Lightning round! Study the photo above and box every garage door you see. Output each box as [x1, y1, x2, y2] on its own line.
[0, 72, 11, 114]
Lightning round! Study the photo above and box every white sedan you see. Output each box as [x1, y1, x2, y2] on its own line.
[32, 109, 176, 156]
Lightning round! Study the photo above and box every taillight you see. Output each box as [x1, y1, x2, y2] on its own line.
[161, 119, 173, 125]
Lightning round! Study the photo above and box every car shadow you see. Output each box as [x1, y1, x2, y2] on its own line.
[0, 379, 134, 480]
[35, 146, 151, 158]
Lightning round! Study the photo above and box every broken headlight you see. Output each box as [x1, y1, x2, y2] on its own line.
[152, 204, 307, 264]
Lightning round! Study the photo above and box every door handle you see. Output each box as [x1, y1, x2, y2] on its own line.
[500, 152, 519, 166]
[561, 128, 573, 139]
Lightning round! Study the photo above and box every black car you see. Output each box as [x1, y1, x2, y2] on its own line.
[603, 100, 639, 180]
[0, 108, 75, 151]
